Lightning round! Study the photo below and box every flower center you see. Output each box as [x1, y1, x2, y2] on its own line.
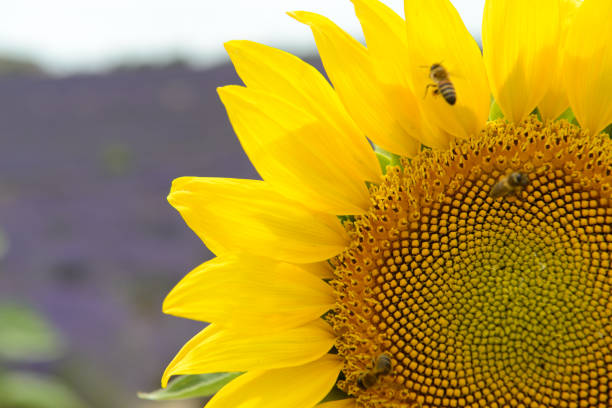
[330, 117, 612, 408]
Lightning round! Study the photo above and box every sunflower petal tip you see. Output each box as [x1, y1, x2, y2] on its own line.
[287, 10, 306, 22]
[216, 86, 227, 97]
[166, 195, 184, 212]
[161, 296, 174, 314]
[222, 40, 238, 54]
[167, 185, 189, 207]
[223, 39, 247, 49]
[216, 85, 241, 99]
[169, 177, 187, 194]
[160, 369, 171, 388]
[223, 40, 256, 57]
[161, 284, 186, 315]
[288, 10, 321, 26]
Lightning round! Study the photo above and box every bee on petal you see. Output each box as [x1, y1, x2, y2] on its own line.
[424, 63, 456, 105]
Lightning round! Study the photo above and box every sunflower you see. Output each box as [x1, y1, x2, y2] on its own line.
[161, 0, 612, 407]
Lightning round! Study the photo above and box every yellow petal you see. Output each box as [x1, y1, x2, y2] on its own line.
[564, 0, 612, 134]
[538, 0, 582, 120]
[224, 40, 381, 183]
[218, 86, 372, 214]
[349, 0, 448, 150]
[205, 354, 342, 408]
[304, 261, 334, 279]
[290, 10, 425, 155]
[403, 0, 490, 140]
[316, 399, 358, 408]
[483, 0, 560, 122]
[168, 177, 348, 263]
[351, 0, 410, 89]
[162, 320, 335, 387]
[163, 254, 334, 333]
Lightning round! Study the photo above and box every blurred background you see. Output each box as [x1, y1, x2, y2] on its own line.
[0, 1, 483, 407]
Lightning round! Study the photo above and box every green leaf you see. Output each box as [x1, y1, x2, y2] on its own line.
[374, 146, 401, 174]
[375, 152, 391, 174]
[319, 386, 349, 403]
[530, 107, 542, 121]
[556, 107, 576, 124]
[337, 215, 356, 225]
[0, 371, 86, 408]
[138, 372, 242, 401]
[0, 303, 65, 362]
[488, 100, 504, 121]
[601, 122, 611, 138]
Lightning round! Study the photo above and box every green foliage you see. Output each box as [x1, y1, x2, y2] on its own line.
[488, 100, 504, 121]
[376, 152, 391, 174]
[0, 303, 84, 407]
[374, 146, 401, 174]
[138, 372, 242, 401]
[556, 107, 577, 125]
[0, 303, 65, 363]
[337, 215, 356, 225]
[531, 107, 542, 121]
[319, 386, 349, 403]
[602, 122, 612, 138]
[0, 372, 86, 408]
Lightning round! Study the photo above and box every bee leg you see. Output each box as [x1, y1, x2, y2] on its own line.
[423, 83, 437, 99]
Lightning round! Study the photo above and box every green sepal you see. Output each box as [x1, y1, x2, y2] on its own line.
[337, 215, 356, 226]
[601, 122, 611, 138]
[420, 144, 433, 157]
[375, 152, 391, 174]
[488, 100, 504, 121]
[389, 153, 402, 168]
[558, 108, 609, 134]
[374, 146, 401, 174]
[319, 385, 349, 403]
[531, 107, 542, 121]
[0, 371, 86, 408]
[138, 372, 242, 401]
[0, 303, 65, 362]
[556, 107, 577, 124]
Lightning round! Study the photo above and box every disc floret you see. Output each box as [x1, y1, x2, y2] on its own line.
[331, 117, 612, 408]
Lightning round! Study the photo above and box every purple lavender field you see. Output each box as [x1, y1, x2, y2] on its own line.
[0, 64, 266, 407]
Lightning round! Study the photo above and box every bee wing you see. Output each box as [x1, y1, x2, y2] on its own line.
[446, 70, 464, 80]
[489, 180, 508, 198]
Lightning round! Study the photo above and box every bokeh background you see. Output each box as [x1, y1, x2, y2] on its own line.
[0, 1, 483, 407]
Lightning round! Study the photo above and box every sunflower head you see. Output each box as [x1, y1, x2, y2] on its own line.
[332, 117, 612, 407]
[160, 1, 612, 408]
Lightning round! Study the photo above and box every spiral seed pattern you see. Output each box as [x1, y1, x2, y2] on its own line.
[331, 118, 612, 408]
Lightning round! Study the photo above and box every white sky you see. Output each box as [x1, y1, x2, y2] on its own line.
[0, 0, 484, 74]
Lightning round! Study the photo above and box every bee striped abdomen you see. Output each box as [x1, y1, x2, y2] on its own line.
[427, 63, 456, 106]
[437, 81, 456, 105]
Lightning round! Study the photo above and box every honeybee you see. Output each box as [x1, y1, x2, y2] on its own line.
[357, 353, 392, 389]
[424, 63, 456, 105]
[489, 172, 529, 198]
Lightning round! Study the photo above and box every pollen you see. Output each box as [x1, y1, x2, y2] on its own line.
[330, 117, 612, 408]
